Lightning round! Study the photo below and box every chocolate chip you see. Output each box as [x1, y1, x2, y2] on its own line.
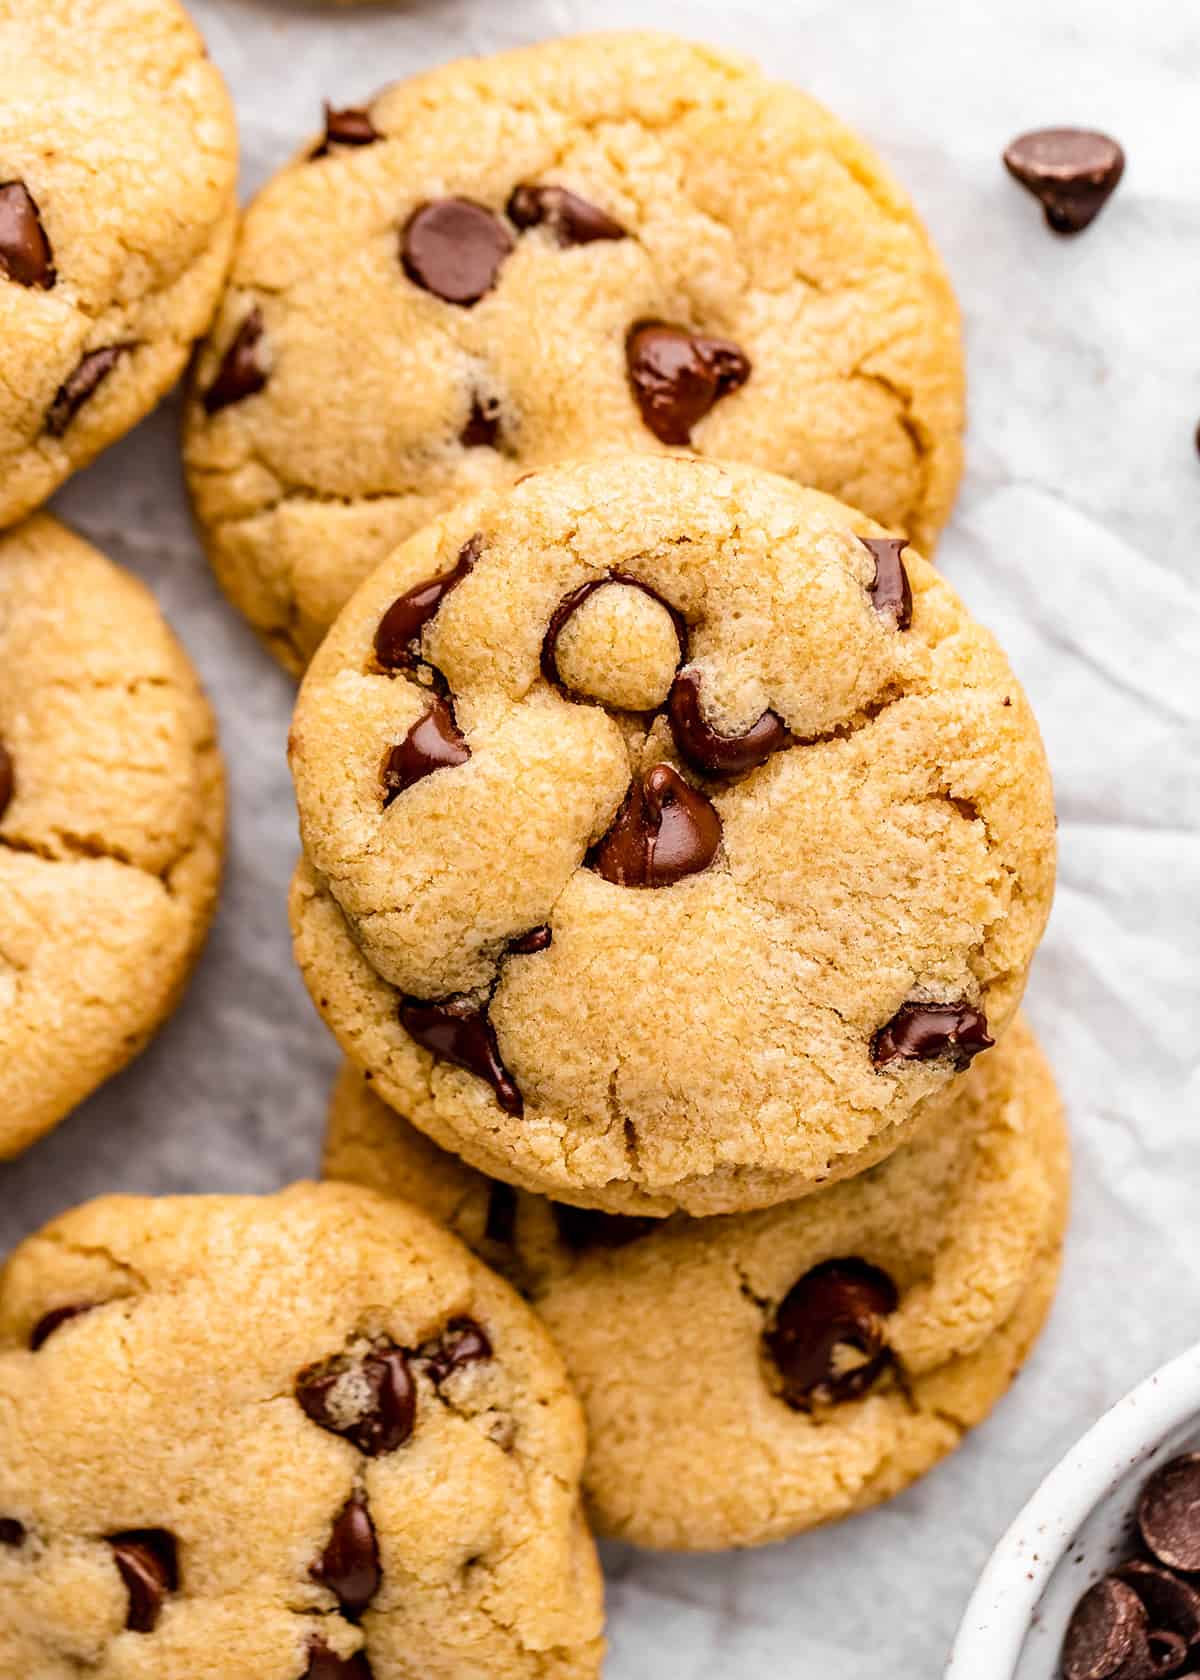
[1115, 1560, 1200, 1648]
[401, 199, 514, 306]
[666, 669, 793, 777]
[485, 1182, 518, 1245]
[382, 698, 470, 806]
[1062, 1577, 1152, 1680]
[30, 1302, 94, 1350]
[551, 1205, 657, 1251]
[507, 183, 627, 246]
[311, 1492, 380, 1619]
[461, 393, 502, 449]
[507, 925, 552, 956]
[626, 322, 751, 446]
[0, 741, 13, 822]
[1140, 1457, 1200, 1573]
[0, 1519, 25, 1547]
[871, 1002, 994, 1069]
[420, 1317, 493, 1384]
[765, 1258, 898, 1410]
[860, 536, 913, 631]
[0, 181, 55, 288]
[398, 995, 523, 1118]
[541, 572, 686, 700]
[1003, 128, 1125, 234]
[373, 537, 480, 671]
[46, 344, 133, 437]
[108, 1530, 178, 1634]
[589, 764, 722, 889]
[302, 1638, 373, 1680]
[296, 1346, 417, 1457]
[203, 308, 268, 415]
[316, 103, 380, 156]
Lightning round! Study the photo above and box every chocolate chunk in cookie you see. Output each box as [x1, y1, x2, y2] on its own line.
[872, 1002, 993, 1069]
[626, 322, 750, 445]
[382, 699, 470, 805]
[765, 1259, 898, 1410]
[507, 183, 627, 246]
[374, 537, 480, 671]
[0, 741, 13, 821]
[29, 1302, 95, 1350]
[303, 1639, 373, 1680]
[589, 764, 722, 888]
[316, 104, 380, 157]
[296, 1346, 417, 1456]
[861, 536, 913, 631]
[109, 1530, 178, 1633]
[402, 200, 514, 306]
[398, 995, 523, 1117]
[311, 1492, 380, 1619]
[0, 182, 55, 288]
[46, 345, 134, 437]
[203, 309, 268, 415]
[420, 1317, 493, 1384]
[667, 670, 793, 776]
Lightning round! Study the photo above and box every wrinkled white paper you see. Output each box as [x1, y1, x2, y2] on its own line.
[3, 1, 1198, 1674]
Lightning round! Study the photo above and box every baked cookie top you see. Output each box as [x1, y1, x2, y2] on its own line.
[290, 455, 1055, 1216]
[0, 1183, 604, 1677]
[0, 516, 224, 1160]
[183, 30, 964, 671]
[0, 0, 238, 527]
[325, 1017, 1069, 1549]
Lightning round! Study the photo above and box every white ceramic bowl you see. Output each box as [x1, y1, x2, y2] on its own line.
[946, 1342, 1200, 1679]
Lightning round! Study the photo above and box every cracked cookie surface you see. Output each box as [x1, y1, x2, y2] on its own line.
[325, 1017, 1069, 1549]
[0, 1182, 605, 1678]
[183, 30, 964, 673]
[0, 0, 238, 528]
[0, 516, 224, 1159]
[289, 455, 1055, 1216]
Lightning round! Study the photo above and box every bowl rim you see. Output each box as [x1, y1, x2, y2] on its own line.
[945, 1339, 1200, 1679]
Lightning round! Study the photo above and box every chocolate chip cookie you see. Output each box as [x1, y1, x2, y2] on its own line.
[0, 516, 224, 1160]
[325, 1017, 1068, 1549]
[183, 31, 964, 672]
[288, 454, 1055, 1216]
[0, 0, 238, 529]
[0, 1183, 605, 1675]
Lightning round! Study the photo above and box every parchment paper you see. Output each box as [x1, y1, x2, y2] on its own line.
[3, 1, 1198, 1674]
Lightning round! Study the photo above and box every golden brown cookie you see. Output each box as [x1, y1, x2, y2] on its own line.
[0, 1183, 605, 1675]
[183, 31, 964, 672]
[289, 455, 1055, 1216]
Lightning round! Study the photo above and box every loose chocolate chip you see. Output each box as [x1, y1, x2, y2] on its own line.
[0, 181, 55, 288]
[296, 1346, 417, 1457]
[203, 308, 268, 415]
[401, 199, 514, 306]
[626, 321, 751, 446]
[507, 925, 552, 957]
[1062, 1577, 1152, 1680]
[541, 572, 686, 700]
[1115, 1560, 1200, 1648]
[552, 1204, 657, 1251]
[1003, 128, 1125, 234]
[302, 1638, 373, 1680]
[108, 1530, 178, 1634]
[765, 1258, 899, 1410]
[311, 1492, 380, 1619]
[871, 1002, 994, 1070]
[373, 536, 480, 671]
[666, 669, 793, 777]
[1140, 1457, 1200, 1573]
[461, 393, 502, 449]
[507, 183, 627, 247]
[860, 536, 913, 631]
[589, 764, 722, 889]
[485, 1182, 518, 1245]
[316, 103, 380, 155]
[30, 1302, 94, 1350]
[46, 344, 133, 438]
[0, 1519, 25, 1547]
[0, 741, 13, 821]
[382, 698, 470, 806]
[398, 995, 523, 1117]
[421, 1317, 493, 1384]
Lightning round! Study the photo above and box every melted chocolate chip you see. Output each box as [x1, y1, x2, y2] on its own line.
[871, 1002, 994, 1069]
[0, 181, 55, 288]
[667, 669, 792, 777]
[296, 1346, 416, 1457]
[507, 925, 552, 956]
[626, 322, 751, 446]
[373, 537, 480, 671]
[0, 741, 13, 821]
[1062, 1577, 1151, 1680]
[860, 536, 913, 631]
[302, 1638, 373, 1680]
[461, 393, 502, 449]
[485, 1182, 518, 1245]
[0, 1519, 25, 1547]
[1004, 128, 1125, 234]
[46, 344, 133, 437]
[589, 764, 722, 889]
[109, 1530, 178, 1634]
[1115, 1561, 1200, 1649]
[398, 995, 523, 1117]
[30, 1302, 94, 1350]
[551, 1205, 657, 1251]
[765, 1258, 898, 1410]
[507, 183, 627, 246]
[203, 308, 268, 415]
[421, 1317, 493, 1384]
[401, 199, 514, 306]
[382, 698, 470, 805]
[316, 103, 380, 155]
[541, 573, 686, 699]
[1140, 1456, 1200, 1573]
[311, 1492, 380, 1619]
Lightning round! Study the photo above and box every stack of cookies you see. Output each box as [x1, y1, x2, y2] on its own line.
[0, 17, 1066, 1679]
